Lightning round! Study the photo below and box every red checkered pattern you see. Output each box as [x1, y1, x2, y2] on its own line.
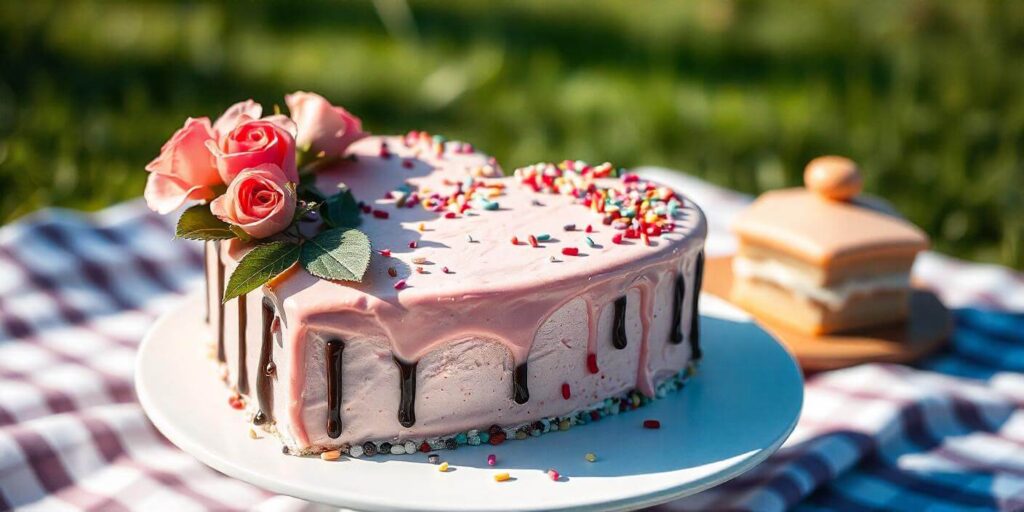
[0, 170, 1021, 511]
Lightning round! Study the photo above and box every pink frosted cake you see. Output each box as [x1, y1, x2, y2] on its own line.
[144, 93, 707, 458]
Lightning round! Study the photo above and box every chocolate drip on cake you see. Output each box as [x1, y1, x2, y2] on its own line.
[326, 338, 345, 438]
[669, 274, 685, 344]
[512, 362, 529, 404]
[236, 295, 249, 395]
[253, 297, 275, 426]
[204, 241, 211, 325]
[689, 251, 705, 360]
[612, 295, 628, 349]
[394, 358, 417, 427]
[216, 241, 226, 364]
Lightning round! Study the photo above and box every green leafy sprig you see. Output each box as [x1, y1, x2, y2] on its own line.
[176, 177, 371, 302]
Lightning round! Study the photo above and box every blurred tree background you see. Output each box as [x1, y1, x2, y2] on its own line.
[0, 0, 1022, 267]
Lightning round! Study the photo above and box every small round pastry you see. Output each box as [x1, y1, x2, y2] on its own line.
[804, 156, 862, 201]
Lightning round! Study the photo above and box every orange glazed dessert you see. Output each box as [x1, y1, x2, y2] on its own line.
[730, 156, 929, 335]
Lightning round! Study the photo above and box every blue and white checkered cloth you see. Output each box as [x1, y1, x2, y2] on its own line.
[1, 171, 1022, 511]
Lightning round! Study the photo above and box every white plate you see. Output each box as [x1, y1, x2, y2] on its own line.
[136, 292, 803, 511]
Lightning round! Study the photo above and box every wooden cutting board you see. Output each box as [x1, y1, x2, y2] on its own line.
[703, 256, 952, 372]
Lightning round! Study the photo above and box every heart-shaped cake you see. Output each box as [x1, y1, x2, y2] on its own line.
[142, 93, 707, 458]
[205, 133, 707, 456]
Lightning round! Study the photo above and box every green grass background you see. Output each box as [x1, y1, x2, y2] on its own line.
[1, 0, 1022, 267]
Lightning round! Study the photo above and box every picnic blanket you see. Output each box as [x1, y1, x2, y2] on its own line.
[1, 169, 1022, 511]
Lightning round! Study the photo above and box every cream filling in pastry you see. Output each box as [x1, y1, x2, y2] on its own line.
[733, 256, 910, 310]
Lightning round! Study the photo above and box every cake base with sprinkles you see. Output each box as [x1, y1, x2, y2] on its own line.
[204, 133, 707, 457]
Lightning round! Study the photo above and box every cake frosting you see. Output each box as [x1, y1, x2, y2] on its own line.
[204, 134, 707, 455]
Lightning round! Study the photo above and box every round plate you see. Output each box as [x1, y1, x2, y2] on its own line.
[703, 256, 952, 372]
[136, 292, 803, 512]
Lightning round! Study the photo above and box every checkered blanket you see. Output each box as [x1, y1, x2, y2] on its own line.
[1, 171, 1022, 511]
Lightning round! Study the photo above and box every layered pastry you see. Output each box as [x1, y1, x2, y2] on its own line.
[203, 136, 708, 456]
[730, 156, 929, 335]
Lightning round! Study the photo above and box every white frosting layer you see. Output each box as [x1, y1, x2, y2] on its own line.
[733, 256, 910, 310]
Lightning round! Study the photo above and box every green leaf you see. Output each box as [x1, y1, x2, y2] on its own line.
[229, 225, 253, 243]
[296, 174, 326, 202]
[175, 204, 235, 240]
[320, 185, 362, 228]
[293, 200, 320, 222]
[300, 228, 371, 282]
[223, 241, 300, 302]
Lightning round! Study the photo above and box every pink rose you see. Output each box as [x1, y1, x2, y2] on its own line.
[207, 114, 298, 185]
[285, 91, 367, 158]
[212, 99, 263, 136]
[143, 117, 222, 215]
[210, 164, 297, 239]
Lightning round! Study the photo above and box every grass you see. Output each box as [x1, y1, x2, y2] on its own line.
[0, 0, 1022, 267]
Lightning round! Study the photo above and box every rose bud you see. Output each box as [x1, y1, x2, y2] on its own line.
[210, 163, 297, 239]
[208, 109, 298, 185]
[286, 91, 367, 160]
